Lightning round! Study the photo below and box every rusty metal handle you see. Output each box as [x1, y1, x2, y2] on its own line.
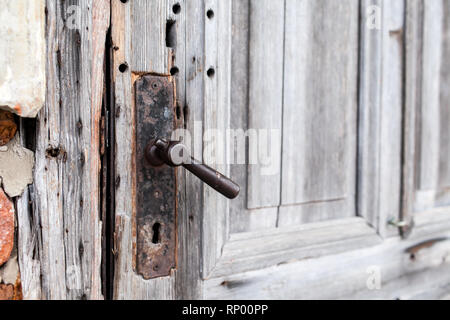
[145, 139, 240, 199]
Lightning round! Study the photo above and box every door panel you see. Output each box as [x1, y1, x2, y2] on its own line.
[404, 0, 450, 213]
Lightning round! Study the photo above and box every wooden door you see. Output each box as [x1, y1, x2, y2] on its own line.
[8, 0, 450, 300]
[111, 0, 450, 299]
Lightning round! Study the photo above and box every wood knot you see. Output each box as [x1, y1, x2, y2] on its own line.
[0, 110, 17, 146]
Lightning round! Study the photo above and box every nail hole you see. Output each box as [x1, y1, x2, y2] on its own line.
[166, 19, 177, 48]
[152, 223, 161, 244]
[206, 9, 214, 19]
[207, 67, 215, 78]
[170, 66, 179, 76]
[120, 0, 128, 3]
[172, 3, 181, 14]
[119, 63, 128, 73]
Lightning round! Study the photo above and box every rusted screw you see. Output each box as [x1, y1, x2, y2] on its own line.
[0, 110, 17, 146]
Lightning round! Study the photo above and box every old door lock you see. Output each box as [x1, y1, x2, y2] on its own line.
[145, 138, 240, 199]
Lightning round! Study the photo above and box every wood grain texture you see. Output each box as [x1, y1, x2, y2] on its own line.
[404, 0, 450, 213]
[204, 222, 450, 299]
[202, 0, 232, 278]
[228, 0, 279, 234]
[278, 0, 358, 225]
[130, 0, 171, 74]
[175, 0, 203, 299]
[417, 0, 443, 197]
[358, 0, 404, 237]
[246, 0, 284, 209]
[438, 2, 450, 191]
[402, 0, 422, 229]
[15, 125, 41, 300]
[207, 217, 381, 279]
[112, 0, 202, 299]
[28, 0, 109, 299]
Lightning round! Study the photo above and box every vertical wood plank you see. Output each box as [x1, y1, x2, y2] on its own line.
[33, 0, 109, 299]
[112, 0, 176, 299]
[246, 0, 284, 209]
[378, 0, 404, 236]
[175, 0, 204, 299]
[417, 0, 443, 197]
[279, 0, 358, 225]
[202, 0, 232, 278]
[131, 0, 171, 74]
[439, 2, 450, 190]
[402, 0, 422, 229]
[228, 0, 278, 233]
[359, 0, 405, 236]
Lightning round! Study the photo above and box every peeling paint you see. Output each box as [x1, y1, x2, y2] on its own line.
[0, 0, 46, 118]
[0, 136, 34, 197]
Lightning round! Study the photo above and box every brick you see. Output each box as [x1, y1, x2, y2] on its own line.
[0, 188, 14, 266]
[0, 110, 17, 146]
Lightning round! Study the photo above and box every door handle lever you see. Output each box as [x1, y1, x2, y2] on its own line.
[145, 139, 240, 199]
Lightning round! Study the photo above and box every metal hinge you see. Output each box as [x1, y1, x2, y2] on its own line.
[388, 218, 415, 239]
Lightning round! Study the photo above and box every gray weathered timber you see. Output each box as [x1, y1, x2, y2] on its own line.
[358, 0, 404, 237]
[202, 0, 232, 278]
[16, 123, 41, 300]
[246, 0, 284, 210]
[131, 0, 171, 74]
[204, 221, 450, 299]
[417, 0, 443, 203]
[438, 1, 450, 192]
[229, 0, 278, 233]
[404, 0, 450, 212]
[112, 0, 177, 299]
[402, 0, 422, 231]
[20, 0, 109, 299]
[279, 0, 359, 225]
[112, 0, 204, 299]
[175, 0, 203, 300]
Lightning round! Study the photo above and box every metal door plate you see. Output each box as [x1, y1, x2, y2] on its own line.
[134, 75, 177, 279]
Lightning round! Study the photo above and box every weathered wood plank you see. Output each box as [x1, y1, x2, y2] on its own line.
[402, 0, 422, 231]
[204, 226, 450, 299]
[16, 123, 41, 300]
[112, 0, 198, 299]
[279, 0, 358, 225]
[247, 0, 284, 209]
[439, 2, 450, 190]
[130, 0, 171, 74]
[228, 0, 278, 234]
[417, 0, 443, 196]
[175, 0, 204, 299]
[207, 218, 381, 279]
[32, 0, 109, 300]
[112, 0, 176, 299]
[359, 0, 405, 237]
[202, 0, 232, 278]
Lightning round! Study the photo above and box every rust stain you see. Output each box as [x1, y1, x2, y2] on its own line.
[0, 188, 14, 266]
[0, 110, 17, 146]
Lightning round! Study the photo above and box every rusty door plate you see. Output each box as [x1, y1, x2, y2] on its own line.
[135, 75, 177, 279]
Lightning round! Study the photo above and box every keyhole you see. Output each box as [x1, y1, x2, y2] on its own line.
[152, 223, 161, 244]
